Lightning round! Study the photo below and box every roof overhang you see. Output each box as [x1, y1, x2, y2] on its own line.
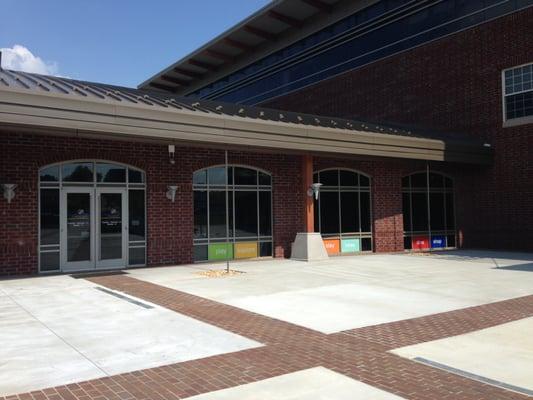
[0, 87, 492, 164]
[138, 0, 379, 95]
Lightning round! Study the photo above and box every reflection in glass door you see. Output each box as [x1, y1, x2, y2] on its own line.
[97, 189, 127, 268]
[61, 189, 94, 271]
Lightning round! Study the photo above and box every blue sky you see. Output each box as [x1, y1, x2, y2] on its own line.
[1, 0, 270, 87]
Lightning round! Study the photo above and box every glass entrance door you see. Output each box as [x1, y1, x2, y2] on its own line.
[96, 189, 127, 268]
[61, 188, 94, 271]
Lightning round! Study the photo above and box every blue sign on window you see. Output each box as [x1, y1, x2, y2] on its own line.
[431, 236, 446, 248]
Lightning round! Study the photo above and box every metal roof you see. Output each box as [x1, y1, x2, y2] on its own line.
[0, 68, 492, 164]
[138, 0, 369, 94]
[0, 68, 479, 141]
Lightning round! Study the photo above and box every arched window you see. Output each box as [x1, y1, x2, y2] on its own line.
[38, 161, 146, 273]
[313, 169, 372, 254]
[402, 171, 456, 250]
[193, 165, 272, 262]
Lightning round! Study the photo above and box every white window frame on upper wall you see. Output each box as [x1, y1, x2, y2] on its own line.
[502, 62, 533, 127]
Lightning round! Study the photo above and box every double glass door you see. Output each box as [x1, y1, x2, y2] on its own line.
[61, 188, 127, 271]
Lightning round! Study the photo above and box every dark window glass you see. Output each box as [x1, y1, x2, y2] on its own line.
[260, 242, 272, 257]
[429, 173, 444, 188]
[40, 189, 60, 245]
[319, 170, 339, 186]
[62, 163, 93, 182]
[209, 191, 227, 238]
[401, 176, 410, 188]
[320, 191, 340, 234]
[412, 193, 429, 231]
[359, 175, 370, 187]
[193, 191, 207, 239]
[235, 191, 258, 237]
[193, 170, 207, 185]
[340, 192, 359, 233]
[506, 91, 533, 120]
[402, 193, 412, 232]
[361, 237, 372, 251]
[430, 193, 445, 231]
[128, 169, 145, 183]
[128, 247, 146, 265]
[404, 236, 412, 250]
[447, 234, 456, 248]
[234, 167, 257, 185]
[208, 167, 227, 185]
[410, 173, 427, 188]
[445, 177, 453, 189]
[446, 193, 455, 230]
[99, 193, 123, 260]
[40, 166, 59, 182]
[66, 192, 91, 262]
[194, 245, 208, 262]
[360, 192, 371, 232]
[259, 172, 271, 186]
[129, 190, 145, 241]
[40, 252, 60, 272]
[340, 171, 358, 186]
[96, 164, 126, 183]
[259, 191, 272, 236]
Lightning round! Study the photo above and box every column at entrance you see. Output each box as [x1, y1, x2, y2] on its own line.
[290, 155, 329, 261]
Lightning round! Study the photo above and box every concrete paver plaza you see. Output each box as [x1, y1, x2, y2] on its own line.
[1, 250, 532, 399]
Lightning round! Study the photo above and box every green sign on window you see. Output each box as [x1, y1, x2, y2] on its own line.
[341, 238, 361, 253]
[208, 243, 234, 260]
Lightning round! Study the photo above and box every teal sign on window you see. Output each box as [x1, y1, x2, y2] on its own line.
[208, 243, 233, 260]
[341, 239, 361, 253]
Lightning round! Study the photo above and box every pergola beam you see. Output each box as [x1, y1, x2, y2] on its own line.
[301, 0, 333, 13]
[160, 75, 189, 86]
[267, 10, 303, 28]
[224, 38, 253, 51]
[173, 67, 204, 79]
[188, 59, 219, 71]
[244, 25, 277, 41]
[205, 49, 234, 62]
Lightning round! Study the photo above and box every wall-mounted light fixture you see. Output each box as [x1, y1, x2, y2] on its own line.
[1, 184, 16, 203]
[168, 144, 175, 165]
[307, 182, 322, 200]
[166, 185, 178, 202]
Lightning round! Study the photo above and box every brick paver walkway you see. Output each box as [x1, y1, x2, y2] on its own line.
[3, 274, 533, 400]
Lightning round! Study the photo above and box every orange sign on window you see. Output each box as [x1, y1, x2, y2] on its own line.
[323, 239, 340, 255]
[234, 242, 258, 259]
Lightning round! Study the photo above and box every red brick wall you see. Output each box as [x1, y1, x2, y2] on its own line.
[0, 132, 304, 275]
[263, 8, 533, 252]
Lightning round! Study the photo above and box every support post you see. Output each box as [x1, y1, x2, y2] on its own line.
[291, 155, 328, 261]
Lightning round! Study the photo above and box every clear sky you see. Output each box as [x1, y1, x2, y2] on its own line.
[1, 0, 270, 87]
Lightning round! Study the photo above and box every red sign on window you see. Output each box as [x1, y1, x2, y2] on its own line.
[412, 236, 430, 250]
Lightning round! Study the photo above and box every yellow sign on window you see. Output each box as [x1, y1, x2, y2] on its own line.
[234, 242, 258, 259]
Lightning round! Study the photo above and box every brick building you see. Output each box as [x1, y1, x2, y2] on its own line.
[0, 0, 531, 275]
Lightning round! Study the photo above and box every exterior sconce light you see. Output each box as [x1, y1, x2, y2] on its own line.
[168, 144, 175, 165]
[1, 184, 16, 203]
[307, 182, 322, 200]
[166, 185, 178, 202]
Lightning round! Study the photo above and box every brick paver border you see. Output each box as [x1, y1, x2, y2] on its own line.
[2, 274, 532, 400]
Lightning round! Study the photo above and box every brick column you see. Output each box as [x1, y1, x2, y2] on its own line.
[372, 169, 404, 252]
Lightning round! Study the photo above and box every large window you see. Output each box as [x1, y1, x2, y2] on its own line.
[402, 171, 456, 251]
[503, 63, 533, 122]
[313, 169, 372, 254]
[193, 166, 272, 262]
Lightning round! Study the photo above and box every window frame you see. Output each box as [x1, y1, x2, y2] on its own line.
[401, 170, 456, 251]
[313, 168, 373, 252]
[192, 164, 273, 262]
[502, 62, 533, 127]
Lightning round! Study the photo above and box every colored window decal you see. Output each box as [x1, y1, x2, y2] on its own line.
[341, 239, 361, 253]
[235, 242, 258, 259]
[412, 236, 430, 250]
[208, 243, 234, 260]
[323, 239, 340, 255]
[431, 236, 446, 248]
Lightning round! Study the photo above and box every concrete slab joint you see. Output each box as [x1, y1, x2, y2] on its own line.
[290, 232, 329, 261]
